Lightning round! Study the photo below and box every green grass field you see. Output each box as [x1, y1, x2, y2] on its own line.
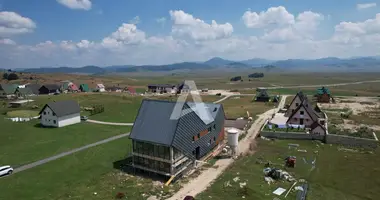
[6, 110, 39, 117]
[0, 118, 130, 167]
[221, 96, 275, 119]
[197, 139, 380, 200]
[0, 137, 141, 200]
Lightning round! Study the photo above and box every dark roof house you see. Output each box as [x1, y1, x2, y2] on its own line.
[39, 100, 80, 117]
[0, 84, 17, 95]
[129, 99, 226, 177]
[39, 84, 60, 94]
[25, 84, 41, 95]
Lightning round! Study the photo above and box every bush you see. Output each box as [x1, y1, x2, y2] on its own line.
[115, 192, 125, 199]
[7, 73, 19, 80]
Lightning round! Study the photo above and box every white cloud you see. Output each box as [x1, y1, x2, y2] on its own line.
[129, 16, 140, 24]
[243, 7, 324, 42]
[0, 11, 36, 37]
[3, 8, 380, 68]
[357, 3, 377, 10]
[242, 6, 295, 28]
[0, 38, 16, 45]
[57, 0, 92, 10]
[169, 10, 233, 41]
[101, 23, 146, 48]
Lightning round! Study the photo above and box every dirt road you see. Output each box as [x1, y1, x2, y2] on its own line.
[167, 95, 287, 200]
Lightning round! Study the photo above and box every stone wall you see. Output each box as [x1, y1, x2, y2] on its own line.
[326, 134, 378, 149]
[260, 131, 325, 141]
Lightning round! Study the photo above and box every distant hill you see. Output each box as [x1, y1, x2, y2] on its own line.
[226, 62, 250, 68]
[204, 57, 235, 66]
[114, 62, 212, 72]
[240, 58, 272, 66]
[17, 56, 380, 74]
[23, 66, 106, 74]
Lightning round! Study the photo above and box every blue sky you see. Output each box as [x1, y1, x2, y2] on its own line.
[1, 0, 380, 68]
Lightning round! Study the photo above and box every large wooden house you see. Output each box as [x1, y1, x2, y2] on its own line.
[129, 99, 225, 178]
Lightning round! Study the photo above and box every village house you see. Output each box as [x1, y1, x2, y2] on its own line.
[39, 84, 60, 95]
[0, 84, 17, 98]
[285, 91, 326, 129]
[79, 84, 90, 92]
[315, 86, 332, 103]
[107, 86, 122, 92]
[129, 99, 225, 177]
[39, 100, 81, 127]
[147, 84, 177, 94]
[96, 84, 106, 92]
[25, 83, 41, 95]
[255, 88, 270, 102]
[14, 87, 34, 98]
[177, 82, 190, 94]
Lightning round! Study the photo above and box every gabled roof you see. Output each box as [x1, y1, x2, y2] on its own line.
[79, 84, 89, 92]
[288, 91, 308, 107]
[15, 87, 34, 95]
[287, 103, 319, 124]
[178, 82, 190, 90]
[316, 87, 330, 95]
[39, 100, 80, 117]
[96, 83, 105, 88]
[25, 83, 41, 94]
[0, 84, 17, 94]
[129, 99, 222, 146]
[42, 84, 60, 91]
[256, 88, 269, 98]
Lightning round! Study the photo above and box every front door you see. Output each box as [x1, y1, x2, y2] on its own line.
[195, 147, 200, 160]
[300, 118, 304, 125]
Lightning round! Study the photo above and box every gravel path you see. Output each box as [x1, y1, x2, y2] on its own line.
[167, 95, 287, 200]
[13, 133, 130, 174]
[86, 119, 134, 126]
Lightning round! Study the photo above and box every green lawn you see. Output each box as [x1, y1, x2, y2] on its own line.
[6, 110, 39, 117]
[197, 140, 380, 200]
[29, 93, 143, 123]
[221, 96, 275, 119]
[0, 137, 146, 200]
[0, 118, 131, 167]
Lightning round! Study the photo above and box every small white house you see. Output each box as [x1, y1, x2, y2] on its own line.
[39, 100, 81, 127]
[96, 84, 106, 92]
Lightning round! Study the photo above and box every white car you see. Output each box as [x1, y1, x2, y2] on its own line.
[0, 165, 13, 177]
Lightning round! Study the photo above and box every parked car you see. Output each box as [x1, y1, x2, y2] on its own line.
[81, 116, 88, 121]
[0, 165, 13, 177]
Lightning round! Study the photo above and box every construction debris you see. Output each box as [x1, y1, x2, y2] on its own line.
[264, 168, 296, 182]
[273, 187, 286, 196]
[264, 177, 274, 185]
[285, 156, 296, 168]
[297, 149, 307, 153]
[288, 143, 300, 149]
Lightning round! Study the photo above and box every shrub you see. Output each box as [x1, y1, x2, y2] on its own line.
[115, 192, 125, 199]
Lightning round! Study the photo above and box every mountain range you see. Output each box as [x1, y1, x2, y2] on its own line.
[10, 56, 380, 74]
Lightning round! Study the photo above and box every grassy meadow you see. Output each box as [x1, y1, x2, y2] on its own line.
[197, 139, 380, 200]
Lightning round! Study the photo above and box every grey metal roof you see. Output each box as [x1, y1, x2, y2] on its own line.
[42, 84, 60, 91]
[26, 84, 41, 94]
[39, 100, 80, 117]
[129, 99, 221, 146]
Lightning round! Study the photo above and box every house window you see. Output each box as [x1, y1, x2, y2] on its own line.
[53, 113, 56, 116]
[208, 127, 212, 132]
[213, 124, 216, 130]
[208, 140, 211, 145]
[213, 136, 216, 142]
[296, 103, 299, 106]
[43, 111, 46, 115]
[197, 133, 200, 138]
[306, 119, 309, 121]
[292, 109, 294, 113]
[300, 111, 304, 115]
[192, 136, 195, 141]
[53, 120, 56, 124]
